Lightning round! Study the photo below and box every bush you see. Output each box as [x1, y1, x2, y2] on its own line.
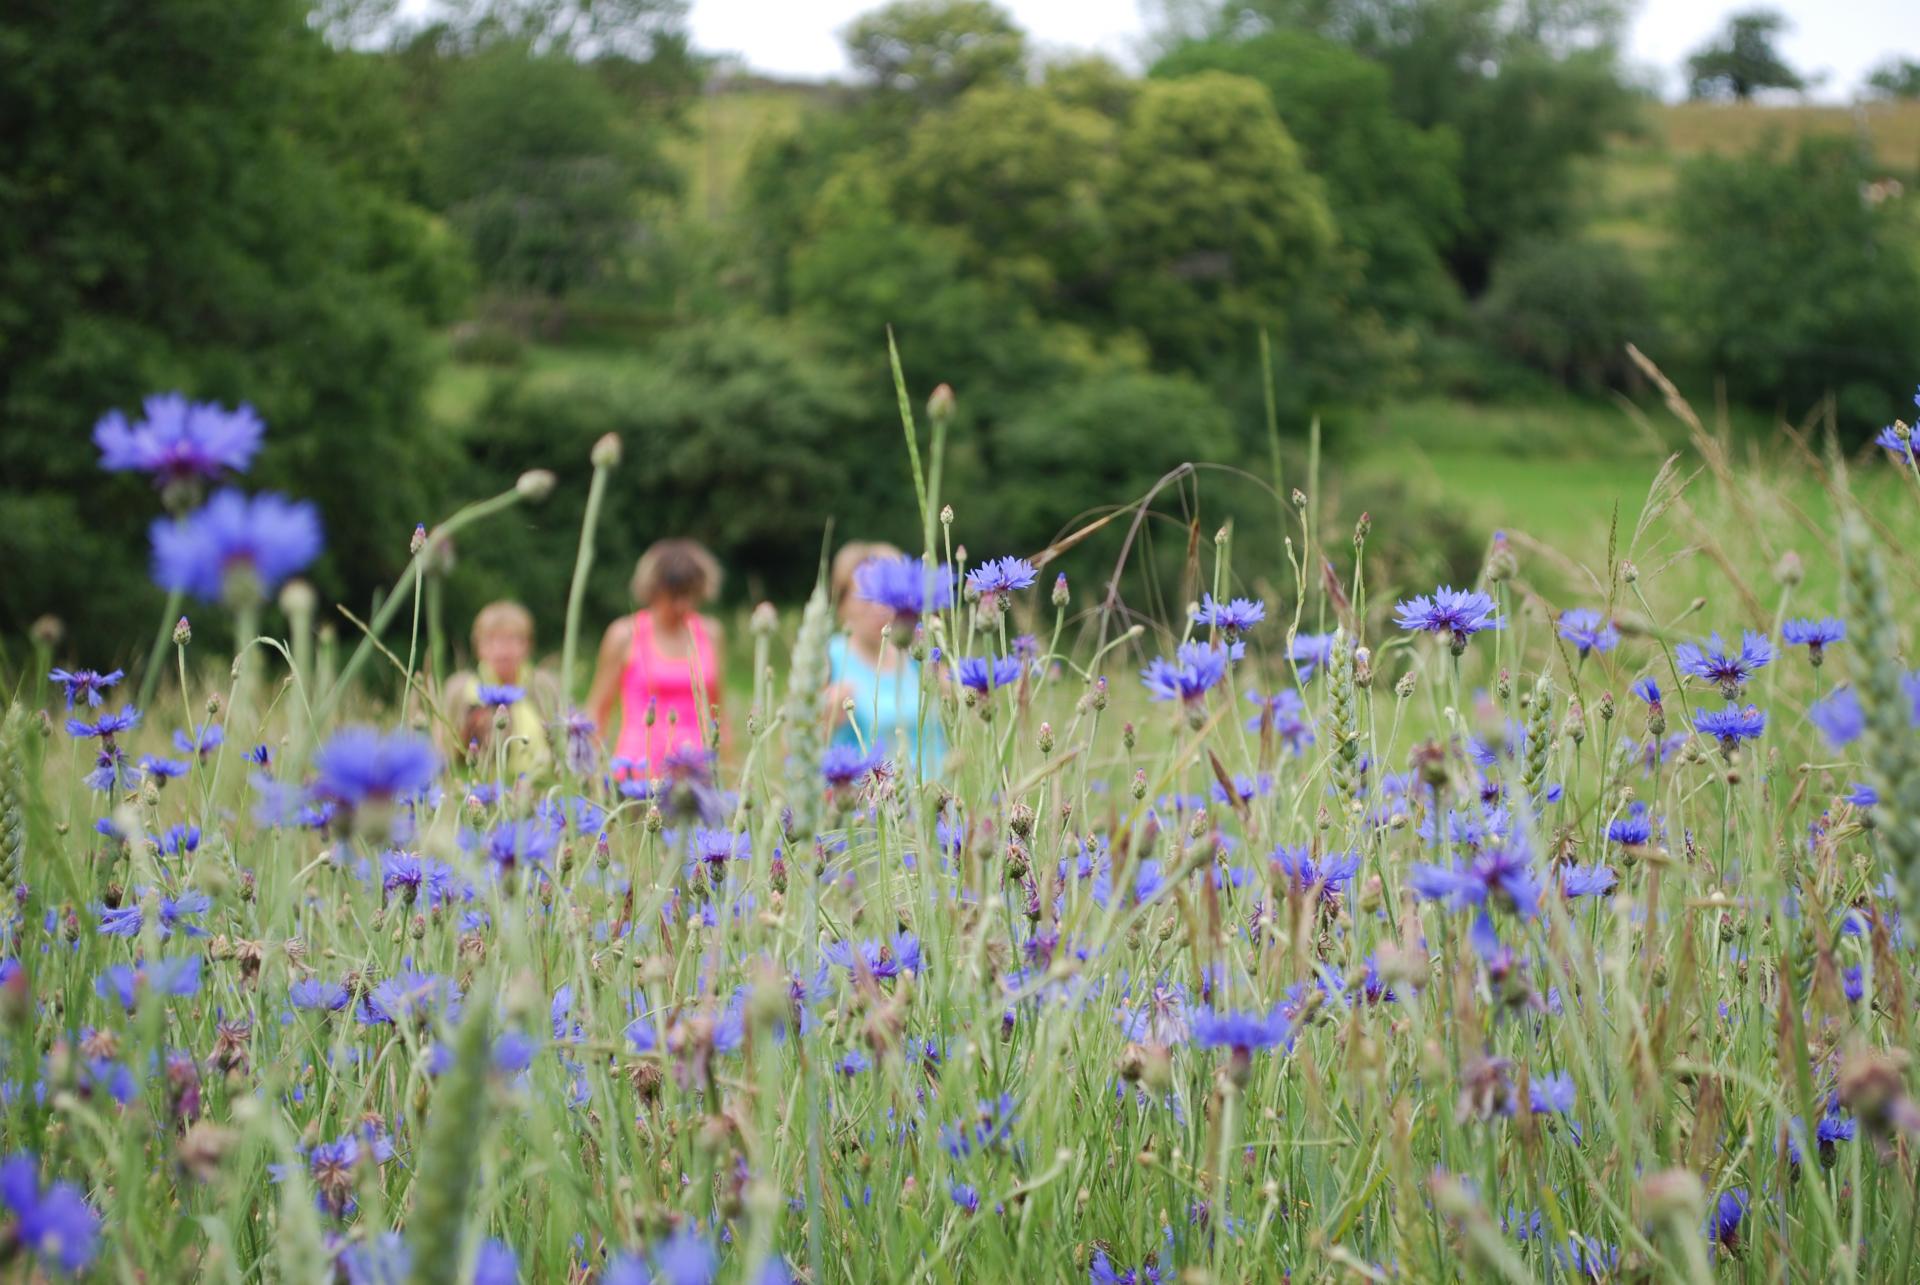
[1665, 135, 1920, 430]
[1477, 238, 1658, 393]
[964, 367, 1238, 551]
[445, 317, 899, 636]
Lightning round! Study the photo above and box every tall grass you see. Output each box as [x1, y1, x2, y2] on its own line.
[4, 365, 1919, 1284]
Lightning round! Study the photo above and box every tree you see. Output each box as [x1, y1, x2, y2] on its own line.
[422, 44, 667, 297]
[1107, 73, 1340, 373]
[1865, 57, 1920, 100]
[1152, 31, 1463, 326]
[894, 85, 1121, 307]
[1686, 10, 1804, 101]
[1195, 0, 1638, 293]
[0, 0, 466, 652]
[844, 0, 1027, 106]
[1665, 135, 1920, 429]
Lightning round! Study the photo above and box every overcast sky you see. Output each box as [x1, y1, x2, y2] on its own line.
[688, 0, 1920, 99]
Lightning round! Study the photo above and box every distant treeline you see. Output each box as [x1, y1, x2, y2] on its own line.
[3, 0, 1916, 657]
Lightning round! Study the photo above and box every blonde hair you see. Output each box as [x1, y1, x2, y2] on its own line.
[832, 540, 904, 607]
[471, 600, 534, 647]
[632, 538, 722, 606]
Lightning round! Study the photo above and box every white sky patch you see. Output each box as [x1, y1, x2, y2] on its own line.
[686, 0, 1920, 99]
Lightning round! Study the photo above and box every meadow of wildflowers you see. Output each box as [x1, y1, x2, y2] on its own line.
[5, 379, 1920, 1284]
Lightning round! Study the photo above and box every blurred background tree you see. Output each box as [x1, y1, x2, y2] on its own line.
[1686, 9, 1805, 101]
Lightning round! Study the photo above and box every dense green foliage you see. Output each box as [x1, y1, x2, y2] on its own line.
[1665, 136, 1920, 425]
[0, 0, 468, 651]
[1477, 237, 1658, 393]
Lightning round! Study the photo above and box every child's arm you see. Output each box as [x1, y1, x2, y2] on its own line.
[585, 618, 631, 746]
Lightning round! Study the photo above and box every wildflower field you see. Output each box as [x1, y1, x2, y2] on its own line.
[8, 368, 1920, 1285]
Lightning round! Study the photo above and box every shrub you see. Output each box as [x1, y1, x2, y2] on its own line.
[445, 317, 897, 636]
[1477, 238, 1658, 393]
[1665, 135, 1920, 431]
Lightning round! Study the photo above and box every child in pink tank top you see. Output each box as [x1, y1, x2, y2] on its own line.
[586, 539, 725, 778]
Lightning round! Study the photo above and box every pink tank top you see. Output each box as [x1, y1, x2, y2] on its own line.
[615, 610, 718, 775]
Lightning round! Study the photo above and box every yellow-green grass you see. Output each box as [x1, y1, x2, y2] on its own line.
[660, 85, 823, 220]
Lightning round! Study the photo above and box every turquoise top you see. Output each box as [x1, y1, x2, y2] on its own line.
[828, 634, 945, 779]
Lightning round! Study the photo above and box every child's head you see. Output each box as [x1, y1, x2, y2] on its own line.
[633, 539, 721, 615]
[472, 600, 534, 681]
[832, 540, 903, 647]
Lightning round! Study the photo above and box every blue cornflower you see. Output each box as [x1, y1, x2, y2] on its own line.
[1557, 609, 1619, 657]
[853, 554, 954, 623]
[1782, 617, 1845, 666]
[173, 724, 223, 759]
[949, 1182, 980, 1215]
[93, 955, 201, 1009]
[475, 684, 524, 707]
[1394, 585, 1503, 652]
[1874, 422, 1917, 464]
[1192, 593, 1266, 636]
[480, 819, 559, 875]
[645, 1228, 719, 1285]
[938, 1094, 1018, 1161]
[139, 754, 188, 780]
[93, 392, 263, 485]
[1191, 1008, 1289, 1057]
[338, 1232, 409, 1283]
[151, 488, 322, 604]
[82, 746, 141, 794]
[0, 1152, 102, 1273]
[1528, 1072, 1576, 1115]
[357, 970, 456, 1027]
[1631, 676, 1662, 707]
[1560, 865, 1617, 898]
[1141, 642, 1229, 704]
[474, 1240, 519, 1285]
[1605, 802, 1652, 846]
[965, 556, 1038, 602]
[1288, 631, 1338, 680]
[825, 932, 922, 981]
[1810, 687, 1864, 748]
[1817, 1112, 1856, 1149]
[1694, 704, 1766, 752]
[98, 889, 210, 940]
[1409, 832, 1541, 958]
[46, 667, 123, 710]
[836, 1050, 870, 1077]
[65, 707, 140, 741]
[820, 743, 881, 788]
[311, 726, 439, 809]
[156, 825, 201, 857]
[956, 655, 1023, 694]
[1675, 631, 1771, 698]
[689, 828, 749, 870]
[1846, 782, 1878, 808]
[1244, 689, 1313, 753]
[289, 978, 351, 1012]
[1708, 1187, 1748, 1253]
[1268, 845, 1360, 902]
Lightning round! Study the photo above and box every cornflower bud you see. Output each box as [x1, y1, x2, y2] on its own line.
[591, 432, 622, 469]
[515, 469, 555, 502]
[928, 383, 956, 423]
[173, 616, 192, 646]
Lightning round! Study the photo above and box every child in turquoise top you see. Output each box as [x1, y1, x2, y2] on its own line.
[825, 542, 946, 779]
